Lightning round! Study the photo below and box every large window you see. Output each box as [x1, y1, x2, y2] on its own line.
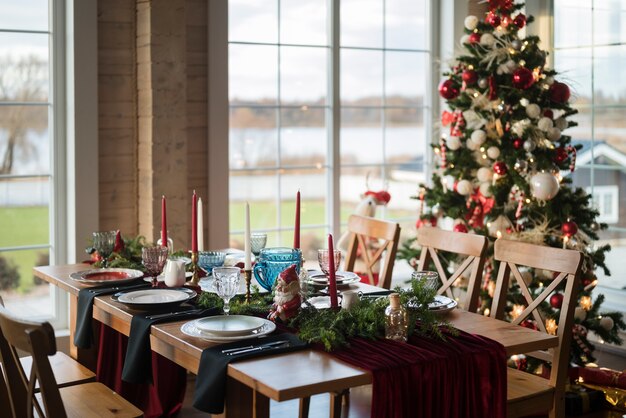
[554, 0, 626, 309]
[228, 0, 432, 265]
[0, 0, 62, 322]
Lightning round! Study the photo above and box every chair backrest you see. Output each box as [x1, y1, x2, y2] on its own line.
[416, 227, 489, 312]
[344, 214, 401, 289]
[0, 302, 67, 418]
[490, 239, 582, 393]
[0, 297, 15, 418]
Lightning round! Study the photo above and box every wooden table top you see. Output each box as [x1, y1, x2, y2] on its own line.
[34, 264, 558, 402]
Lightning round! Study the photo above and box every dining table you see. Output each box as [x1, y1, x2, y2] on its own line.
[34, 263, 559, 418]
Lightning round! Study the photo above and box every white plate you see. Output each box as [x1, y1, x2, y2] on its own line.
[70, 268, 143, 285]
[145, 271, 193, 283]
[181, 318, 276, 342]
[194, 315, 266, 336]
[305, 296, 332, 309]
[306, 270, 360, 287]
[117, 289, 193, 305]
[428, 295, 458, 314]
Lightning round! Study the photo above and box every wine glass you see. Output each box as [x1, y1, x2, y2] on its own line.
[250, 233, 267, 257]
[212, 267, 241, 315]
[317, 249, 342, 277]
[93, 231, 117, 267]
[142, 246, 169, 287]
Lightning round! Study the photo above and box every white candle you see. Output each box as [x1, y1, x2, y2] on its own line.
[197, 198, 204, 252]
[244, 202, 251, 270]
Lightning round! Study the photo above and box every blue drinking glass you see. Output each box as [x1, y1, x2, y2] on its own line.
[253, 247, 302, 291]
[198, 251, 226, 274]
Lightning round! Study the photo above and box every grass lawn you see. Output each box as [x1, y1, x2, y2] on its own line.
[0, 206, 49, 293]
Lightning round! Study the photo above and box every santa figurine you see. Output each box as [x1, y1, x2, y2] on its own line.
[268, 264, 302, 322]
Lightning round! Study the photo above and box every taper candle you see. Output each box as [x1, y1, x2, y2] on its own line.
[244, 202, 251, 270]
[294, 190, 301, 249]
[197, 197, 204, 252]
[191, 190, 198, 253]
[161, 195, 167, 247]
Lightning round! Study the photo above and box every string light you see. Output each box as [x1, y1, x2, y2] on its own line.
[580, 296, 592, 311]
[484, 308, 490, 317]
[511, 304, 525, 320]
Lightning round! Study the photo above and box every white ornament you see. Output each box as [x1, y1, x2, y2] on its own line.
[538, 117, 554, 132]
[530, 172, 560, 200]
[487, 146, 501, 159]
[471, 129, 487, 145]
[479, 182, 492, 197]
[466, 138, 479, 151]
[555, 117, 568, 130]
[574, 307, 587, 321]
[547, 127, 562, 141]
[464, 15, 479, 30]
[447, 136, 462, 150]
[600, 316, 615, 331]
[525, 104, 541, 119]
[463, 110, 486, 130]
[523, 140, 536, 152]
[477, 167, 493, 182]
[544, 76, 555, 85]
[520, 98, 530, 107]
[460, 34, 471, 45]
[443, 175, 456, 190]
[512, 119, 531, 136]
[480, 33, 496, 47]
[487, 215, 512, 237]
[456, 179, 473, 196]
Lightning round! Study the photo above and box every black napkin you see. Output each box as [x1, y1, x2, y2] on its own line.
[193, 332, 307, 414]
[122, 306, 220, 385]
[74, 281, 150, 349]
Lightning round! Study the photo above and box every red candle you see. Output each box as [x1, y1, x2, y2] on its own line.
[191, 190, 198, 253]
[328, 234, 338, 308]
[161, 195, 168, 247]
[294, 190, 301, 249]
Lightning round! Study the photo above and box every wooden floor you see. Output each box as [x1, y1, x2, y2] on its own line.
[180, 374, 371, 418]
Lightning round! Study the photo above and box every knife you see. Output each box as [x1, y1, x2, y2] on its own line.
[90, 282, 148, 294]
[222, 340, 290, 355]
[146, 309, 203, 321]
[226, 341, 290, 356]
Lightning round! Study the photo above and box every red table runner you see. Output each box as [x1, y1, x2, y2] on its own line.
[329, 330, 507, 418]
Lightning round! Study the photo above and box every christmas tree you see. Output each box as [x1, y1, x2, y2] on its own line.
[399, 0, 625, 367]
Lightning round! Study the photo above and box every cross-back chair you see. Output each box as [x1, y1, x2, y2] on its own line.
[491, 239, 583, 418]
[0, 303, 142, 418]
[416, 227, 489, 312]
[344, 214, 401, 289]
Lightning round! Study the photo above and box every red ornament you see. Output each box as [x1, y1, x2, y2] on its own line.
[488, 0, 513, 11]
[513, 13, 526, 28]
[486, 12, 501, 27]
[521, 319, 538, 330]
[554, 147, 568, 164]
[512, 138, 523, 149]
[562, 220, 578, 237]
[543, 109, 554, 119]
[439, 79, 460, 100]
[416, 216, 437, 229]
[550, 81, 571, 103]
[468, 33, 482, 44]
[462, 69, 478, 85]
[493, 161, 508, 175]
[453, 223, 469, 233]
[550, 293, 564, 309]
[512, 68, 535, 89]
[488, 75, 498, 100]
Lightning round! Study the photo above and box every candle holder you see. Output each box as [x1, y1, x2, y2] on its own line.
[243, 269, 252, 303]
[189, 251, 200, 285]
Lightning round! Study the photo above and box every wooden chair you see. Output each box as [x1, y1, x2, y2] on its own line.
[490, 239, 583, 418]
[344, 214, 401, 289]
[0, 303, 142, 418]
[416, 227, 489, 312]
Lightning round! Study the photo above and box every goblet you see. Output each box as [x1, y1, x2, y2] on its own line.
[317, 249, 342, 277]
[250, 233, 267, 256]
[93, 231, 117, 267]
[411, 270, 440, 291]
[212, 267, 241, 315]
[142, 246, 169, 287]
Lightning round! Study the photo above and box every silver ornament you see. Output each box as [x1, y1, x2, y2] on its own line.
[511, 39, 522, 50]
[523, 140, 536, 152]
[590, 221, 599, 231]
[478, 78, 488, 89]
[431, 204, 443, 217]
[514, 160, 528, 173]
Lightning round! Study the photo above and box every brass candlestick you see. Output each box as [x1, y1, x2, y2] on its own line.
[190, 251, 200, 285]
[244, 269, 252, 303]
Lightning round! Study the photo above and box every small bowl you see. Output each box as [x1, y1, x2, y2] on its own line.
[198, 251, 226, 273]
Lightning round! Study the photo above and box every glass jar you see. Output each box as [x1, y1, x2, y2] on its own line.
[385, 293, 408, 342]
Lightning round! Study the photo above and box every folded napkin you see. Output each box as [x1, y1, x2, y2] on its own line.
[74, 281, 150, 349]
[122, 306, 220, 385]
[193, 333, 307, 414]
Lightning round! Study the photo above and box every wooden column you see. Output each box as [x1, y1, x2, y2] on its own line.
[136, 0, 189, 247]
